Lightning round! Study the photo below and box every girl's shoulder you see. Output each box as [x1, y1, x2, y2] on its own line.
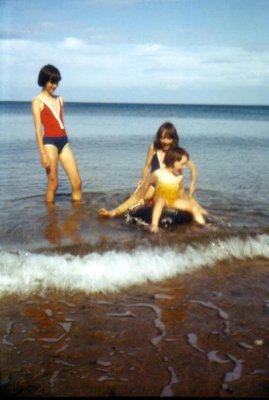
[155, 167, 168, 178]
[58, 96, 64, 106]
[32, 95, 44, 111]
[33, 94, 63, 107]
[157, 167, 181, 180]
[148, 143, 155, 152]
[32, 95, 42, 104]
[145, 143, 155, 163]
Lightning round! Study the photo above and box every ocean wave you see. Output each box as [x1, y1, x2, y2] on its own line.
[1, 234, 269, 298]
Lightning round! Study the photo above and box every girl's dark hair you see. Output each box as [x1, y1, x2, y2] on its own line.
[154, 121, 179, 150]
[164, 146, 189, 167]
[38, 64, 61, 87]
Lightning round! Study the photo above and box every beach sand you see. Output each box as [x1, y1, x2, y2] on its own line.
[1, 258, 269, 397]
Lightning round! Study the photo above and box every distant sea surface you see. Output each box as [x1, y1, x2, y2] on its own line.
[0, 101, 269, 297]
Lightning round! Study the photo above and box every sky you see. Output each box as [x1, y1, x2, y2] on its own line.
[1, 0, 269, 105]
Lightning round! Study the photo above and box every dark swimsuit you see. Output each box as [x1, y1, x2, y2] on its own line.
[151, 152, 161, 172]
[43, 136, 68, 154]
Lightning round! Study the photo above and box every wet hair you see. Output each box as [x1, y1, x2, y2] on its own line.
[37, 64, 61, 87]
[164, 146, 189, 167]
[153, 121, 179, 150]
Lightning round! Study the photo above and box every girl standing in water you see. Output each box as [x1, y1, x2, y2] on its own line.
[32, 64, 82, 203]
[98, 121, 197, 217]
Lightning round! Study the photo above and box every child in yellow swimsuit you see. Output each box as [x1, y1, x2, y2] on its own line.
[139, 146, 206, 233]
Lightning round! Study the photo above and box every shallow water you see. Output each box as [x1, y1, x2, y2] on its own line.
[1, 101, 269, 396]
[0, 101, 269, 298]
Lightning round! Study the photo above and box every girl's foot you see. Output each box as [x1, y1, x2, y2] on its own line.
[199, 206, 208, 215]
[150, 225, 159, 233]
[98, 208, 116, 218]
[194, 213, 206, 225]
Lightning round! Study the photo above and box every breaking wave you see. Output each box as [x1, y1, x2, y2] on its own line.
[1, 234, 269, 298]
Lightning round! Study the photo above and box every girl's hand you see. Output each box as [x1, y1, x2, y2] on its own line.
[41, 154, 50, 168]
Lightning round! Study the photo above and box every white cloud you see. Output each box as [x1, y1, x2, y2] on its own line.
[1, 37, 269, 101]
[62, 37, 87, 50]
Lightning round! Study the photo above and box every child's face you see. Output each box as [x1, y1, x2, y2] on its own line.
[160, 133, 174, 152]
[44, 80, 59, 95]
[172, 155, 188, 175]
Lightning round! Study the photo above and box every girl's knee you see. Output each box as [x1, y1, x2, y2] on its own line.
[156, 198, 166, 207]
[130, 193, 140, 204]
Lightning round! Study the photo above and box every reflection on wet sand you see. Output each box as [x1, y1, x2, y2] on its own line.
[44, 203, 82, 246]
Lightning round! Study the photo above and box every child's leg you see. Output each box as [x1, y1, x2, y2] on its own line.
[173, 198, 205, 225]
[98, 193, 142, 217]
[181, 193, 208, 216]
[60, 145, 82, 202]
[44, 146, 59, 203]
[150, 198, 166, 232]
[189, 196, 207, 215]
[98, 186, 155, 218]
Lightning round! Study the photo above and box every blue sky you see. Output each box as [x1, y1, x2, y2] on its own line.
[1, 0, 269, 104]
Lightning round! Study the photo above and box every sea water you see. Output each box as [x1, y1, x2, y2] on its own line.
[0, 101, 268, 297]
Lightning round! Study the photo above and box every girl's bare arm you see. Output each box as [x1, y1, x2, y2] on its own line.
[139, 172, 157, 199]
[187, 159, 197, 195]
[140, 144, 155, 182]
[32, 98, 50, 168]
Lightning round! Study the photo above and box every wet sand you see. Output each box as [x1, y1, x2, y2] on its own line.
[1, 258, 269, 397]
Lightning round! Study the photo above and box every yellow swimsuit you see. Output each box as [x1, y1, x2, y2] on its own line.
[154, 182, 181, 207]
[154, 169, 184, 207]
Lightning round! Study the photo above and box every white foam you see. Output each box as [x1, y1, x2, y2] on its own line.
[49, 369, 60, 387]
[207, 350, 230, 364]
[0, 234, 269, 297]
[186, 333, 206, 354]
[224, 353, 244, 383]
[126, 302, 166, 346]
[2, 321, 15, 347]
[160, 366, 179, 397]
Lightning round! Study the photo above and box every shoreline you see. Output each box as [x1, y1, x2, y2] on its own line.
[1, 258, 269, 397]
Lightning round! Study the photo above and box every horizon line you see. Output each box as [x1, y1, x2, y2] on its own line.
[0, 100, 268, 108]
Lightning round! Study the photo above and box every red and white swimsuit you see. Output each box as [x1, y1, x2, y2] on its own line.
[39, 96, 68, 154]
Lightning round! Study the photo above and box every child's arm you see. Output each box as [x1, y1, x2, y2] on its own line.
[187, 159, 197, 195]
[139, 144, 155, 184]
[139, 171, 157, 199]
[32, 98, 50, 169]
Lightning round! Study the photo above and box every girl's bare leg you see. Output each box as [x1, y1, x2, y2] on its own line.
[60, 145, 82, 202]
[173, 198, 205, 225]
[44, 145, 59, 203]
[181, 193, 207, 215]
[150, 198, 166, 233]
[98, 194, 142, 217]
[98, 186, 155, 218]
[189, 197, 208, 215]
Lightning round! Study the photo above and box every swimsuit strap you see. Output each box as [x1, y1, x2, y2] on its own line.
[156, 150, 165, 169]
